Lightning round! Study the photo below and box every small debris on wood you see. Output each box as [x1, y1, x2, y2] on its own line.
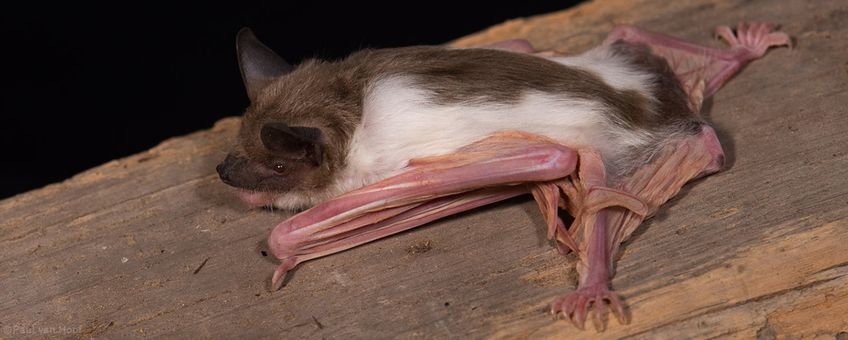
[311, 316, 324, 330]
[407, 240, 432, 255]
[193, 258, 210, 275]
[81, 320, 114, 337]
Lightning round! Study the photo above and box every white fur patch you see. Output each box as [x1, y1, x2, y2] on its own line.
[551, 45, 656, 98]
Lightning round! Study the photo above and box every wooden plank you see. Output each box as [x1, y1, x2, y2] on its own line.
[2, 0, 847, 338]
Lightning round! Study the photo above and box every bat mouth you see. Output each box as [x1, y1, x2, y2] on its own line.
[236, 189, 278, 207]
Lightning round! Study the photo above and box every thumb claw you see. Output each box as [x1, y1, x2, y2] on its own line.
[271, 266, 287, 291]
[271, 257, 299, 291]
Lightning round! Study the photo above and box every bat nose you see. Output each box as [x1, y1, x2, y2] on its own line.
[216, 162, 233, 184]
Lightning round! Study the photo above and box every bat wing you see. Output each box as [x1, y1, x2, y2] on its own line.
[603, 22, 790, 112]
[268, 132, 580, 289]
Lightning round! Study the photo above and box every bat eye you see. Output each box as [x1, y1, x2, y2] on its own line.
[272, 163, 286, 173]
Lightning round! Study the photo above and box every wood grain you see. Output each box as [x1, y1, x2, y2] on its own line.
[2, 0, 847, 338]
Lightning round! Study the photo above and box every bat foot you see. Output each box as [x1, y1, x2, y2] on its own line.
[551, 285, 629, 332]
[715, 21, 791, 59]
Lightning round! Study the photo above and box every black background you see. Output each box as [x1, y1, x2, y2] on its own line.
[0, 2, 581, 199]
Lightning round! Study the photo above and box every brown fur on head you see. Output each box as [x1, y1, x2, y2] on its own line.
[216, 28, 361, 208]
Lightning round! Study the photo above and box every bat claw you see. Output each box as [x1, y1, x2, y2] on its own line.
[270, 257, 299, 291]
[551, 286, 629, 332]
[592, 296, 607, 332]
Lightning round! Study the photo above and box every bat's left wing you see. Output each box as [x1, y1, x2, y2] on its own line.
[269, 132, 583, 289]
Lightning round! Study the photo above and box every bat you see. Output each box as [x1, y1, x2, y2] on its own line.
[216, 22, 789, 331]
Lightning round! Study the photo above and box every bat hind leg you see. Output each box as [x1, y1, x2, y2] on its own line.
[548, 206, 636, 331]
[548, 150, 647, 331]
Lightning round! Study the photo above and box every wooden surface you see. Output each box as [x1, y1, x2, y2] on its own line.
[2, 0, 847, 338]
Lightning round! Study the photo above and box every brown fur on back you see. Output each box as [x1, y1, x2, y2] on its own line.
[348, 45, 699, 131]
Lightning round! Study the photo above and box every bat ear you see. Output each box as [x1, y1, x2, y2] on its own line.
[260, 122, 323, 165]
[237, 28, 293, 102]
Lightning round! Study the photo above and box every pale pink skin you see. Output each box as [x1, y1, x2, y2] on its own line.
[265, 22, 789, 331]
[237, 189, 277, 207]
[698, 125, 725, 178]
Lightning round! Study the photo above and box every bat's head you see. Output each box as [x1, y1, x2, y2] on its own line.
[217, 28, 361, 209]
